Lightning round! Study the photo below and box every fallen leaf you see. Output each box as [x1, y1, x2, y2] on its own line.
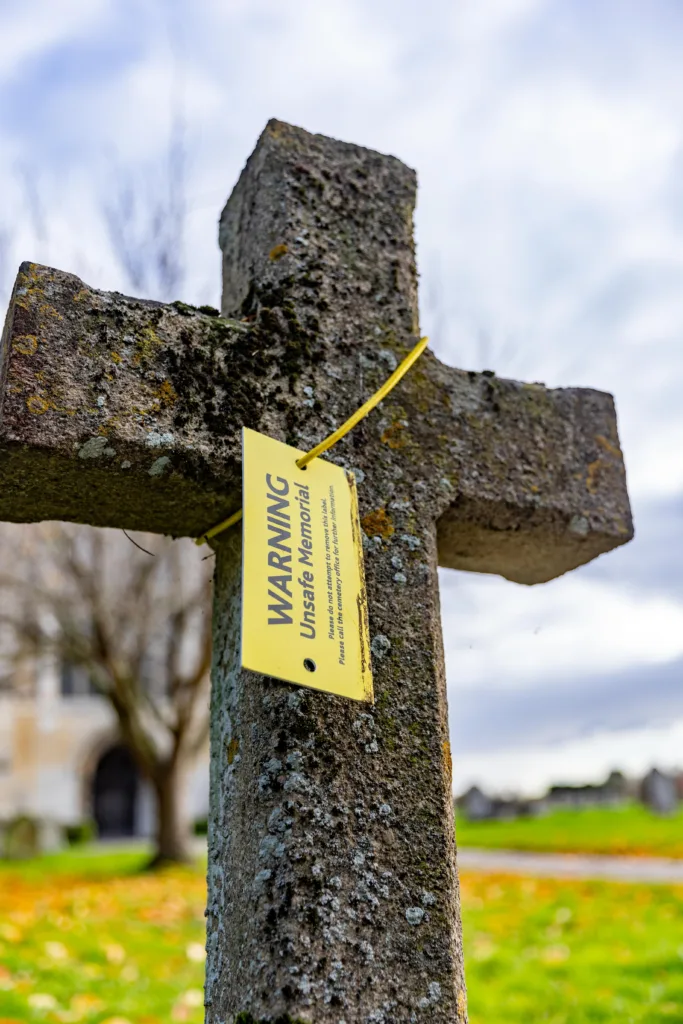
[185, 942, 206, 963]
[28, 993, 58, 1010]
[70, 993, 103, 1013]
[45, 941, 69, 961]
[180, 989, 203, 1007]
[103, 943, 126, 964]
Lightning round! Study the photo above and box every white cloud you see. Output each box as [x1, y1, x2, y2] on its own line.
[0, 0, 111, 85]
[447, 0, 548, 46]
[453, 718, 683, 797]
[441, 571, 683, 689]
[483, 81, 677, 199]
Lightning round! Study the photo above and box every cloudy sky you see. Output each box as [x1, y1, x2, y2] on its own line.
[2, 0, 682, 794]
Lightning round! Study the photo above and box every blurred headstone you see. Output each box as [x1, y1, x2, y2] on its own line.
[459, 785, 495, 821]
[641, 768, 678, 815]
[3, 814, 39, 859]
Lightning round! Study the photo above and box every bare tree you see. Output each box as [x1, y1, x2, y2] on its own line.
[0, 524, 212, 866]
[103, 113, 187, 301]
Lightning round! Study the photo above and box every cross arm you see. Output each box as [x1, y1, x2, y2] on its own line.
[0, 262, 633, 577]
[0, 262, 293, 535]
[411, 354, 633, 584]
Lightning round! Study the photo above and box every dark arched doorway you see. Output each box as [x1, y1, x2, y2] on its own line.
[92, 744, 139, 838]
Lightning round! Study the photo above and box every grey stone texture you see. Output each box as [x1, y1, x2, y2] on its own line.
[0, 120, 633, 1023]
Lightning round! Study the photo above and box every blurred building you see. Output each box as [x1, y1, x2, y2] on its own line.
[543, 770, 631, 811]
[453, 769, 669, 822]
[0, 660, 209, 846]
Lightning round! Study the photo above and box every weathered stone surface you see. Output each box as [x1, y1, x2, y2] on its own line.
[208, 524, 462, 1022]
[1, 264, 631, 579]
[0, 120, 634, 1023]
[0, 263, 251, 535]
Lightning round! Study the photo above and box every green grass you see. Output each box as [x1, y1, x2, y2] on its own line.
[1, 846, 682, 1022]
[456, 804, 683, 858]
[461, 872, 683, 1023]
[0, 844, 155, 881]
[0, 847, 207, 1023]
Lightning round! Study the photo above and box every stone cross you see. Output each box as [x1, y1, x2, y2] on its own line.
[0, 120, 632, 1023]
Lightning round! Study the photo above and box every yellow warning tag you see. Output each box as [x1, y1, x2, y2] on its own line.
[241, 427, 373, 703]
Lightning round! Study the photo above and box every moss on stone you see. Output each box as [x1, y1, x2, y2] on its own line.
[171, 300, 200, 315]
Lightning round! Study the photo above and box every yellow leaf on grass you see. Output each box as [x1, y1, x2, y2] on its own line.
[185, 943, 206, 963]
[172, 989, 204, 1020]
[28, 994, 58, 1010]
[45, 941, 69, 961]
[103, 943, 126, 964]
[472, 934, 497, 961]
[71, 994, 103, 1013]
[181, 990, 203, 1007]
[542, 944, 571, 963]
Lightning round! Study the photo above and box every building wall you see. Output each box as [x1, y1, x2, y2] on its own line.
[0, 660, 209, 834]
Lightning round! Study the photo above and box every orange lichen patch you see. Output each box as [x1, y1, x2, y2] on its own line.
[595, 434, 623, 460]
[111, 352, 122, 364]
[381, 421, 408, 449]
[133, 327, 162, 367]
[361, 507, 394, 540]
[456, 988, 467, 1020]
[26, 395, 50, 415]
[155, 379, 178, 407]
[14, 263, 44, 311]
[12, 335, 38, 357]
[226, 737, 240, 765]
[586, 458, 603, 494]
[269, 243, 288, 261]
[442, 739, 453, 779]
[73, 288, 89, 302]
[39, 303, 63, 321]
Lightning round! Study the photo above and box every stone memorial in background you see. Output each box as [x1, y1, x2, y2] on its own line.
[642, 768, 678, 816]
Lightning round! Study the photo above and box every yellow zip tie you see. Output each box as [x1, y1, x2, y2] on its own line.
[295, 335, 429, 468]
[196, 335, 429, 546]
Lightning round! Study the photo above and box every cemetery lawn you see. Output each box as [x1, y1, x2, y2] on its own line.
[0, 846, 206, 1023]
[1, 847, 682, 1023]
[456, 804, 683, 858]
[461, 872, 683, 1023]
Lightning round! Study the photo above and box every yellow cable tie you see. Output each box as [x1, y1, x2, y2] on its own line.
[196, 508, 243, 547]
[295, 335, 429, 469]
[195, 335, 429, 546]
